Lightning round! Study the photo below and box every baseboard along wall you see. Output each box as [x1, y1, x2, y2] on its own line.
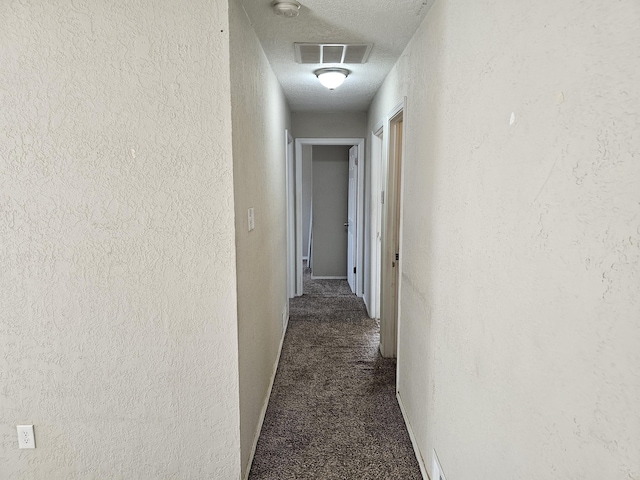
[397, 391, 430, 480]
[243, 313, 289, 480]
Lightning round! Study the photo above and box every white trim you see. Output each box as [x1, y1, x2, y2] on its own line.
[355, 143, 365, 298]
[365, 123, 385, 319]
[286, 129, 295, 299]
[379, 98, 406, 359]
[294, 137, 365, 297]
[307, 198, 313, 262]
[393, 98, 408, 367]
[243, 312, 290, 480]
[295, 140, 303, 296]
[397, 391, 429, 480]
[372, 119, 384, 135]
[387, 99, 404, 122]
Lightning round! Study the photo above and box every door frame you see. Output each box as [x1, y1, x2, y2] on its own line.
[378, 99, 406, 358]
[347, 145, 358, 293]
[285, 130, 295, 298]
[294, 137, 365, 297]
[367, 122, 384, 319]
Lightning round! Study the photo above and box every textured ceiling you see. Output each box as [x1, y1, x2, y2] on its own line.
[238, 0, 433, 112]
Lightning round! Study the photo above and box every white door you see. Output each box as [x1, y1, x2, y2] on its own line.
[347, 145, 358, 293]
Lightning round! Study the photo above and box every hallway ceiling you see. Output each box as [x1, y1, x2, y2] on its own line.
[238, 0, 434, 112]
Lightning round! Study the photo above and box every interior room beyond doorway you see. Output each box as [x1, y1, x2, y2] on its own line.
[305, 144, 351, 279]
[293, 137, 365, 298]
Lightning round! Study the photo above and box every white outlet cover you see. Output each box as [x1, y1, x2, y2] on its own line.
[432, 449, 447, 480]
[17, 425, 35, 449]
[248, 207, 255, 231]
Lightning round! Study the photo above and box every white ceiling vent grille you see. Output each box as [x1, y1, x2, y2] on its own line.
[294, 43, 372, 65]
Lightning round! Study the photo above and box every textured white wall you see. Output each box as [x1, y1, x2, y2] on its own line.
[292, 112, 367, 139]
[0, 0, 241, 478]
[228, 0, 291, 477]
[368, 0, 640, 478]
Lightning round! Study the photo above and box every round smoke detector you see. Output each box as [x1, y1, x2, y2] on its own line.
[272, 1, 301, 17]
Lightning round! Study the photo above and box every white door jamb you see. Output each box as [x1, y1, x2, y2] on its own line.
[294, 137, 365, 297]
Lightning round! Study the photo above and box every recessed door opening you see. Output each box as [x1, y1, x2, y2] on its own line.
[379, 101, 405, 359]
[293, 138, 365, 297]
[309, 144, 351, 282]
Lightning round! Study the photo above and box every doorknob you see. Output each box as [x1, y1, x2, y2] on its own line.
[343, 222, 349, 227]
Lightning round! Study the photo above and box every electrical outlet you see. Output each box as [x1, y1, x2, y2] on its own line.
[432, 449, 447, 480]
[17, 425, 35, 449]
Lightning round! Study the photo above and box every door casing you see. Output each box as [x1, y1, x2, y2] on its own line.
[286, 130, 295, 298]
[347, 146, 358, 293]
[367, 125, 384, 319]
[293, 138, 365, 297]
[379, 99, 406, 359]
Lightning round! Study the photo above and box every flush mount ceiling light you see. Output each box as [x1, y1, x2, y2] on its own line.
[272, 1, 301, 17]
[315, 68, 350, 90]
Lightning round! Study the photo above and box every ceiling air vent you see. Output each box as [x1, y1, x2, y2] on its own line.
[294, 43, 372, 65]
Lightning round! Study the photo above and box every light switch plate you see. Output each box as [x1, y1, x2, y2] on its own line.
[248, 207, 255, 231]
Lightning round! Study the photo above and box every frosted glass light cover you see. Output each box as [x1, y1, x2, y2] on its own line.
[317, 71, 347, 90]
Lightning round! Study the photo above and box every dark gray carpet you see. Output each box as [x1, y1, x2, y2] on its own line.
[248, 270, 422, 479]
[303, 274, 353, 297]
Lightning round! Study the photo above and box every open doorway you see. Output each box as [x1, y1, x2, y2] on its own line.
[293, 138, 365, 297]
[309, 144, 351, 280]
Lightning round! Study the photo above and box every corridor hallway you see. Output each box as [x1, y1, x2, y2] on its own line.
[248, 266, 422, 479]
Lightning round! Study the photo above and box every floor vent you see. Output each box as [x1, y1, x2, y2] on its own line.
[294, 43, 372, 64]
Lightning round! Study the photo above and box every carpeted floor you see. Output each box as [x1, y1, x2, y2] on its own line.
[248, 267, 422, 479]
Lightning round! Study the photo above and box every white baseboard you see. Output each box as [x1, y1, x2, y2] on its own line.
[363, 293, 372, 318]
[242, 312, 289, 480]
[310, 275, 347, 280]
[397, 391, 430, 480]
